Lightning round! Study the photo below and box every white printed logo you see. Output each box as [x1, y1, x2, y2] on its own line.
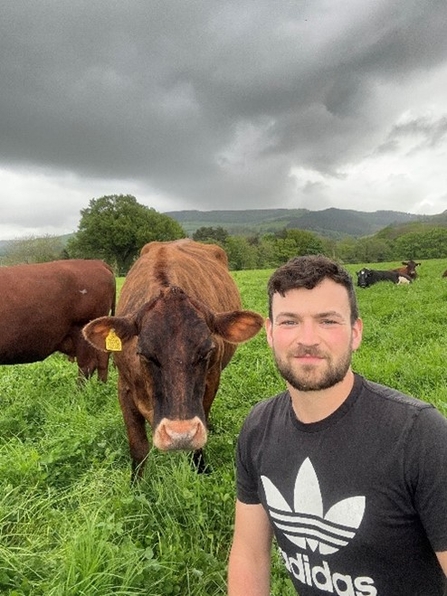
[261, 458, 365, 555]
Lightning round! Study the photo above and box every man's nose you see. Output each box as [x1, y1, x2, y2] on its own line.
[296, 321, 319, 345]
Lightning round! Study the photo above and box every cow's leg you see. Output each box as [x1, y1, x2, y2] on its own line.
[192, 448, 210, 474]
[77, 366, 90, 385]
[95, 352, 110, 383]
[118, 381, 150, 482]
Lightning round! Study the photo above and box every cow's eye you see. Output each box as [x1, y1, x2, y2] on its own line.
[138, 352, 161, 367]
[147, 355, 161, 367]
[195, 347, 214, 365]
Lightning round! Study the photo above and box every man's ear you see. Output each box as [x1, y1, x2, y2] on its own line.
[351, 318, 363, 352]
[265, 318, 273, 348]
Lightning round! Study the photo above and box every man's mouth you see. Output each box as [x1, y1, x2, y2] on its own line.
[294, 349, 325, 359]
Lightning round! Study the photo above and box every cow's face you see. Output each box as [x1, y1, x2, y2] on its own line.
[76, 337, 110, 382]
[403, 260, 420, 278]
[58, 327, 110, 382]
[356, 268, 371, 288]
[135, 289, 217, 449]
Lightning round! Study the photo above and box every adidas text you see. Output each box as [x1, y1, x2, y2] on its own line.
[280, 548, 377, 596]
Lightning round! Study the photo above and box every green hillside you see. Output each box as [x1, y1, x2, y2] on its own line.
[0, 208, 440, 254]
[165, 208, 422, 238]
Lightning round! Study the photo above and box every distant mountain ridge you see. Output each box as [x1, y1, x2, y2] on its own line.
[0, 208, 442, 256]
[165, 207, 424, 238]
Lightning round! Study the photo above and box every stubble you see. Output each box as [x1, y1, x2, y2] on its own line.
[273, 346, 353, 392]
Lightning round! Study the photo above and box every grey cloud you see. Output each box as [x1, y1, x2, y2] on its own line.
[1, 0, 447, 213]
[383, 115, 447, 154]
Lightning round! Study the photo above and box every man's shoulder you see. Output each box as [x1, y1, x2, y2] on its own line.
[242, 390, 290, 428]
[360, 376, 434, 412]
[249, 390, 289, 413]
[358, 375, 447, 435]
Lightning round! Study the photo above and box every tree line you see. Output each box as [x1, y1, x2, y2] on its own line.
[3, 194, 447, 272]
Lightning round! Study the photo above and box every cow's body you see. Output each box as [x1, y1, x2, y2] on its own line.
[392, 260, 420, 280]
[0, 259, 116, 381]
[356, 267, 412, 288]
[83, 240, 263, 478]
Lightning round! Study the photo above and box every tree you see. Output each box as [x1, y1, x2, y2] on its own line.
[66, 195, 186, 275]
[284, 229, 326, 255]
[336, 237, 392, 264]
[224, 236, 258, 270]
[3, 235, 65, 265]
[393, 228, 447, 260]
[335, 237, 359, 263]
[254, 235, 277, 269]
[192, 226, 229, 244]
[273, 229, 326, 265]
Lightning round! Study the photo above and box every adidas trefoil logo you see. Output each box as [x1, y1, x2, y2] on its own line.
[261, 458, 365, 556]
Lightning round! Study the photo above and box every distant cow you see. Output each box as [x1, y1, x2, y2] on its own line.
[83, 240, 264, 479]
[0, 259, 116, 381]
[356, 267, 412, 288]
[392, 260, 420, 280]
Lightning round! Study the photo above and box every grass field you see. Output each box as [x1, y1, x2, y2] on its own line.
[1, 258, 447, 595]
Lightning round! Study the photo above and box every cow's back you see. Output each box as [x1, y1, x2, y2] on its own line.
[118, 240, 241, 317]
[55, 259, 116, 321]
[1, 259, 114, 320]
[0, 259, 115, 365]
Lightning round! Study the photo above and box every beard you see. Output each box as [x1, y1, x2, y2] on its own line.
[273, 345, 353, 392]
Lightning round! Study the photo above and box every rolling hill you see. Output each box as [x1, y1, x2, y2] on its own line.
[1, 208, 443, 256]
[165, 207, 423, 239]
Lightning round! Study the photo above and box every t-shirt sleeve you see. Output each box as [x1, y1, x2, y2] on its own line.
[408, 406, 447, 552]
[235, 415, 262, 505]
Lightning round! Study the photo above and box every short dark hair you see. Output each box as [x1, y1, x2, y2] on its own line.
[267, 255, 359, 323]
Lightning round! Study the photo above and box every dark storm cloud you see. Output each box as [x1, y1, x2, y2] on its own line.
[1, 0, 447, 215]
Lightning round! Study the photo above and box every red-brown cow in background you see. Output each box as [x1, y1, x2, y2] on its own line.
[392, 260, 420, 280]
[83, 240, 264, 479]
[0, 259, 116, 381]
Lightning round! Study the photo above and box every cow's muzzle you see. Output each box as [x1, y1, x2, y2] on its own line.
[153, 417, 207, 451]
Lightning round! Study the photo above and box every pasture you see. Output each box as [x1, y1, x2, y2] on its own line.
[1, 258, 447, 595]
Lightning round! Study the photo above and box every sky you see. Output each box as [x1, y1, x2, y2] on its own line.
[1, 0, 447, 240]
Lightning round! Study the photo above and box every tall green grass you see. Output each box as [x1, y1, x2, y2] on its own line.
[0, 258, 446, 595]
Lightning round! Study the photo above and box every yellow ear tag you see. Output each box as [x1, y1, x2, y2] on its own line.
[105, 329, 122, 352]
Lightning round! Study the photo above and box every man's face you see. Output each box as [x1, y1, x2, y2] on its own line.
[265, 279, 362, 392]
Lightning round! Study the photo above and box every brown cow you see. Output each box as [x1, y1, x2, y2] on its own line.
[0, 259, 116, 382]
[83, 239, 264, 479]
[392, 260, 420, 280]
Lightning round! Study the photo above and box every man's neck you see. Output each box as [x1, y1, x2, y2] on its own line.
[288, 370, 355, 424]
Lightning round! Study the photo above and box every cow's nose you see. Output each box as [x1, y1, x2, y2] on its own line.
[154, 417, 207, 451]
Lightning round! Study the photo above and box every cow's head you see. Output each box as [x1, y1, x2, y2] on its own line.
[402, 260, 420, 279]
[75, 336, 111, 382]
[83, 286, 263, 451]
[356, 268, 371, 288]
[58, 327, 110, 382]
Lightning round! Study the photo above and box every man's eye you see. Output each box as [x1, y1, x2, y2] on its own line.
[279, 320, 297, 326]
[321, 319, 338, 326]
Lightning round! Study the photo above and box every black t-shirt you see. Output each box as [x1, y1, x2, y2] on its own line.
[236, 374, 447, 595]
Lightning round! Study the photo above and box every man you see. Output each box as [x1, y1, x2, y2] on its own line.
[228, 255, 447, 596]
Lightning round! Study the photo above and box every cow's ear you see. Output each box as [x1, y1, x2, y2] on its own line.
[83, 316, 137, 352]
[210, 310, 264, 344]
